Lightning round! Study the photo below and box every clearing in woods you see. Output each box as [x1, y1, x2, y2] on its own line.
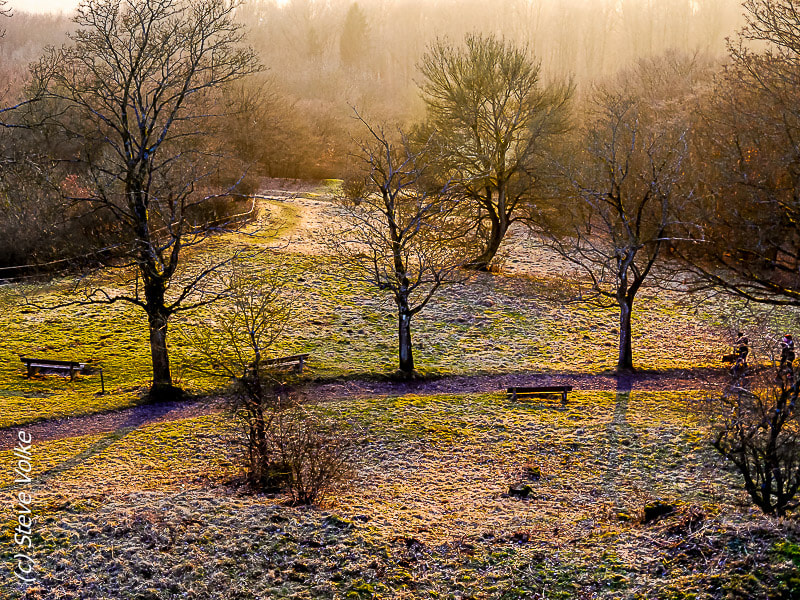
[0, 181, 796, 599]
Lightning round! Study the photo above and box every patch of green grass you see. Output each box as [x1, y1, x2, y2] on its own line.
[0, 389, 797, 599]
[0, 193, 789, 428]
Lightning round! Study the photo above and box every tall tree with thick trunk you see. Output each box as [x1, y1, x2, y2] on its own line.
[417, 33, 572, 271]
[28, 0, 260, 398]
[535, 54, 703, 371]
[327, 115, 470, 376]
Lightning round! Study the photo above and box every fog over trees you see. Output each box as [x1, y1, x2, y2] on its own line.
[0, 0, 744, 185]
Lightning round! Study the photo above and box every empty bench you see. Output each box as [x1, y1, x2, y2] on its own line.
[507, 385, 573, 404]
[264, 353, 309, 373]
[20, 357, 86, 381]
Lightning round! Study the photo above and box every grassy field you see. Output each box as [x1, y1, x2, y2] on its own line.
[1, 184, 799, 598]
[1, 390, 798, 598]
[1, 191, 732, 428]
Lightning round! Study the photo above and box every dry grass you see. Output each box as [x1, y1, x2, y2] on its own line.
[1, 390, 799, 598]
[1, 187, 799, 599]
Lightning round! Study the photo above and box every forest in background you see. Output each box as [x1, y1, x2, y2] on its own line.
[0, 0, 743, 181]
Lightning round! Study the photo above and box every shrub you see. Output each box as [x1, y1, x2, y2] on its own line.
[708, 369, 800, 517]
[228, 386, 355, 505]
[268, 406, 355, 506]
[184, 262, 355, 504]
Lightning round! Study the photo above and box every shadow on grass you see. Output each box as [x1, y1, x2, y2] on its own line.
[2, 392, 213, 490]
[0, 427, 133, 492]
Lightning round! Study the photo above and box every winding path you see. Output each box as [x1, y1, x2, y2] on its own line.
[0, 367, 726, 450]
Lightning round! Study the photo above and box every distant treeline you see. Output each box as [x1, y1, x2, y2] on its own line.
[0, 0, 743, 271]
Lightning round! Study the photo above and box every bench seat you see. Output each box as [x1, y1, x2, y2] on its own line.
[20, 357, 86, 380]
[264, 353, 309, 373]
[507, 385, 573, 404]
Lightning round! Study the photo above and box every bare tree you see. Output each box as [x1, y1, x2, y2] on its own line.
[709, 367, 800, 517]
[0, 0, 8, 36]
[417, 33, 573, 271]
[679, 0, 800, 307]
[182, 261, 294, 488]
[26, 0, 260, 398]
[328, 115, 471, 375]
[183, 262, 354, 504]
[535, 55, 703, 371]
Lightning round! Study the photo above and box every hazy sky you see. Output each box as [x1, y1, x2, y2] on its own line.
[10, 0, 78, 13]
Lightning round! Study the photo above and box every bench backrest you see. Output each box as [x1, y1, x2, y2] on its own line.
[20, 357, 82, 368]
[507, 386, 573, 393]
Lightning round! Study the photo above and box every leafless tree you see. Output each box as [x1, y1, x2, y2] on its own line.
[534, 55, 704, 371]
[26, 0, 261, 398]
[708, 364, 800, 517]
[327, 115, 472, 375]
[678, 0, 800, 307]
[0, 0, 9, 37]
[181, 260, 295, 488]
[182, 262, 354, 503]
[417, 33, 573, 271]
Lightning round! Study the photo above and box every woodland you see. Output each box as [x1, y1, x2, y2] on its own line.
[2, 0, 800, 598]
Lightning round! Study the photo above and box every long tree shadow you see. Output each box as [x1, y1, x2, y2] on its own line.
[1, 403, 188, 491]
[603, 374, 635, 496]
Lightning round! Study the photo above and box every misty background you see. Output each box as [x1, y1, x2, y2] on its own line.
[0, 0, 742, 180]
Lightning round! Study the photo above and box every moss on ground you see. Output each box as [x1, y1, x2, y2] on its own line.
[2, 191, 799, 598]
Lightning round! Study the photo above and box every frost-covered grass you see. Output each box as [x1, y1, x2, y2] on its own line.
[1, 390, 798, 599]
[2, 188, 799, 599]
[1, 243, 728, 428]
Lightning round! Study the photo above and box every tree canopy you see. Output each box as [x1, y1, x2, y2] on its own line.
[417, 33, 572, 270]
[29, 0, 261, 397]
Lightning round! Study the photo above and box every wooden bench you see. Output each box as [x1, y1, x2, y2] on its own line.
[264, 353, 309, 373]
[20, 357, 86, 381]
[507, 385, 573, 404]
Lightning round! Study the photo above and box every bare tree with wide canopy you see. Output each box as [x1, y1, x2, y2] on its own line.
[535, 55, 705, 371]
[28, 0, 261, 398]
[417, 33, 572, 271]
[328, 115, 471, 375]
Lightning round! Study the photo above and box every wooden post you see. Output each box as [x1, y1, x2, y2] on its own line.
[100, 368, 105, 395]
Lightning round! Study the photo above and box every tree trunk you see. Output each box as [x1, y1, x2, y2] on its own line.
[398, 303, 414, 375]
[147, 309, 174, 397]
[144, 275, 177, 399]
[466, 211, 508, 271]
[617, 298, 634, 372]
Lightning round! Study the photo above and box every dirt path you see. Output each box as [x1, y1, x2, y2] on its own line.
[0, 368, 727, 450]
[0, 183, 728, 449]
[309, 367, 727, 400]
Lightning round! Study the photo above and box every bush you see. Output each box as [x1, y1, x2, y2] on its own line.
[229, 385, 355, 505]
[708, 369, 800, 517]
[268, 405, 355, 506]
[183, 262, 355, 504]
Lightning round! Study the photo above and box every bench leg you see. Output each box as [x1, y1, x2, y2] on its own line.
[562, 391, 567, 404]
[297, 357, 304, 374]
